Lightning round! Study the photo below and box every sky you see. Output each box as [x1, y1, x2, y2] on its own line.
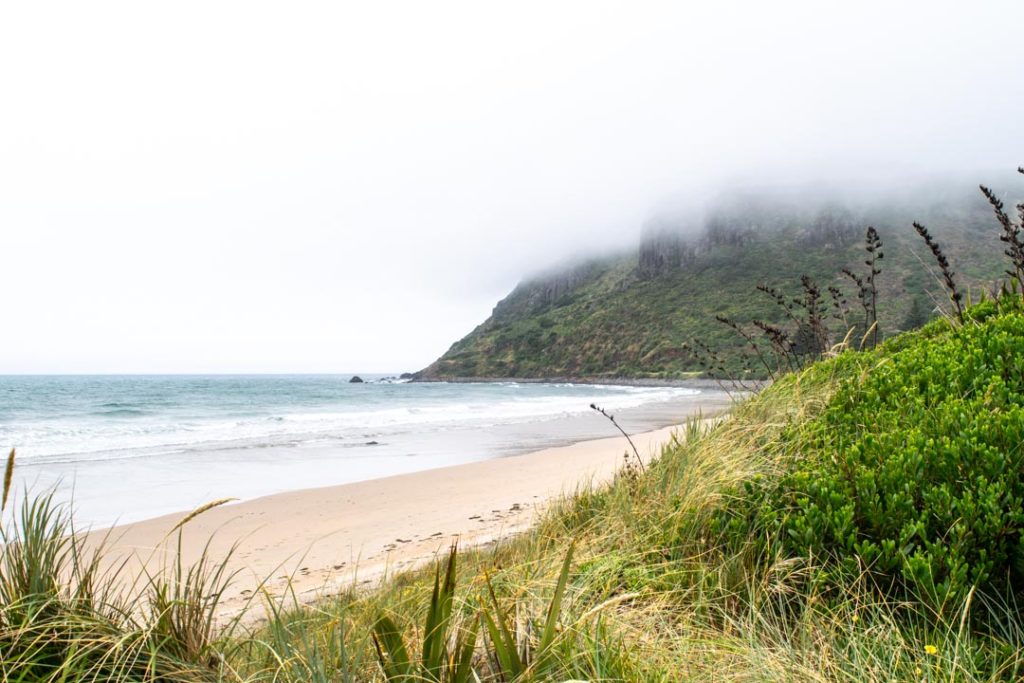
[2, 1, 1023, 374]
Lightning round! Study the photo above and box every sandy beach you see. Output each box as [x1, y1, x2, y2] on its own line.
[95, 421, 708, 620]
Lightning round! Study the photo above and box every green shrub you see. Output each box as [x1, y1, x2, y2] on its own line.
[731, 301, 1024, 611]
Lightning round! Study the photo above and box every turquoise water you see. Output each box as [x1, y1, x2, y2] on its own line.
[0, 375, 714, 527]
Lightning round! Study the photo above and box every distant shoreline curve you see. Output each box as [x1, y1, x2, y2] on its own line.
[409, 375, 758, 390]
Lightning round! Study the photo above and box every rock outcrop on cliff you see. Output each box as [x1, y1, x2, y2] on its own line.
[491, 260, 608, 318]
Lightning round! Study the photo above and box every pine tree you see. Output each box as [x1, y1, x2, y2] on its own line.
[901, 295, 932, 331]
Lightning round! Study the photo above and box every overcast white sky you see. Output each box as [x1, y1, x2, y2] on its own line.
[2, 1, 1023, 373]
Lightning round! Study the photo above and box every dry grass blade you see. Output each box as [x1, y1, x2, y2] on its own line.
[2, 447, 14, 513]
[826, 326, 857, 358]
[858, 321, 878, 351]
[167, 497, 237, 535]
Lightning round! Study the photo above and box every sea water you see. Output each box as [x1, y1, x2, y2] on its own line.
[0, 375, 718, 527]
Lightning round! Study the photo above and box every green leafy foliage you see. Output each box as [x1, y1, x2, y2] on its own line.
[730, 298, 1024, 610]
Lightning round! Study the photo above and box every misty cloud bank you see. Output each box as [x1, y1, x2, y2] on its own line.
[2, 1, 1023, 372]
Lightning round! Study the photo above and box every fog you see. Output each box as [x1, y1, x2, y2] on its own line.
[2, 1, 1023, 373]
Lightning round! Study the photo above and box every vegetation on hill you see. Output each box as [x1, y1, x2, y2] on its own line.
[4, 169, 1024, 681]
[417, 185, 1009, 380]
[724, 300, 1024, 612]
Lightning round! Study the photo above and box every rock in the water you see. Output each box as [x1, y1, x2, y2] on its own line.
[349, 375, 364, 383]
[399, 372, 415, 380]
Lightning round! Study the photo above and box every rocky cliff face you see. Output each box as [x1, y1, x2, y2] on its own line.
[637, 226, 692, 278]
[491, 260, 609, 319]
[636, 199, 861, 279]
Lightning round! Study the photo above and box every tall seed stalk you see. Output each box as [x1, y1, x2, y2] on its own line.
[980, 176, 1024, 290]
[913, 221, 963, 322]
[864, 226, 884, 346]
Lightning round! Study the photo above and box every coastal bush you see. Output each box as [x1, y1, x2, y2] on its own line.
[725, 298, 1024, 611]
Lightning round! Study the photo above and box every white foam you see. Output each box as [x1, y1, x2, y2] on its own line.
[7, 384, 700, 465]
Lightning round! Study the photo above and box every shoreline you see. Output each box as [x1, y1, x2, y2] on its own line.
[410, 375, 761, 390]
[94, 416, 722, 621]
[16, 378, 733, 529]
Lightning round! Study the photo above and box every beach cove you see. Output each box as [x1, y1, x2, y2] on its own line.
[2, 376, 728, 528]
[0, 375, 734, 617]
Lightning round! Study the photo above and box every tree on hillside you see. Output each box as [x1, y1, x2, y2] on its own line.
[901, 295, 932, 331]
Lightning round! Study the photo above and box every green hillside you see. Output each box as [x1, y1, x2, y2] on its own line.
[417, 185, 1009, 380]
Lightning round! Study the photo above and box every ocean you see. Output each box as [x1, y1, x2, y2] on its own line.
[0, 375, 722, 528]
